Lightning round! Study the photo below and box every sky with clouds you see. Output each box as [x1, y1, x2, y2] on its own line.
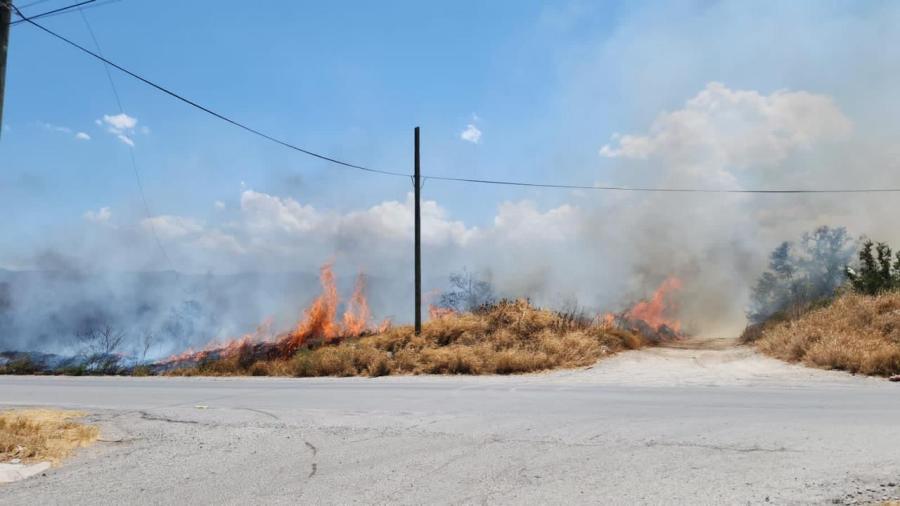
[5, 0, 900, 332]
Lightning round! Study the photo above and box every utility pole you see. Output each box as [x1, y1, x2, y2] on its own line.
[414, 126, 422, 335]
[0, 0, 10, 138]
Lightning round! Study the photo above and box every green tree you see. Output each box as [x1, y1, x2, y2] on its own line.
[846, 240, 900, 294]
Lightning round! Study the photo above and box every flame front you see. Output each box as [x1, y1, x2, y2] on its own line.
[625, 276, 682, 332]
[342, 274, 371, 336]
[163, 262, 381, 365]
[280, 263, 340, 355]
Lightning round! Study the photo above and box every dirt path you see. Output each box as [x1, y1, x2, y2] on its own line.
[546, 336, 882, 388]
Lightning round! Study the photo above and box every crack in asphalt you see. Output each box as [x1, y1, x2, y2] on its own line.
[644, 440, 792, 453]
[139, 412, 201, 425]
[234, 406, 281, 420]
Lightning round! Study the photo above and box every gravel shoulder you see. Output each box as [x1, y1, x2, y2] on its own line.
[1, 339, 898, 505]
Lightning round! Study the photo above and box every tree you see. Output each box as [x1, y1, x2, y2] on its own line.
[798, 226, 854, 297]
[748, 226, 855, 323]
[438, 269, 496, 313]
[76, 323, 125, 374]
[846, 240, 900, 295]
[139, 332, 156, 362]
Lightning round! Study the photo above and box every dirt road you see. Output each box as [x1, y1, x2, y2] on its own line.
[1, 339, 897, 505]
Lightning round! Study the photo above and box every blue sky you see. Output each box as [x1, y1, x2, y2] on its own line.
[4, 0, 900, 282]
[4, 0, 618, 233]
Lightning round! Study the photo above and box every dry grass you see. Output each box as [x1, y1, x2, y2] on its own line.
[169, 299, 645, 377]
[0, 409, 99, 465]
[753, 291, 900, 376]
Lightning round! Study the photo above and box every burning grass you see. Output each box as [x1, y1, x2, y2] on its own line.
[0, 409, 98, 465]
[160, 265, 684, 377]
[748, 291, 900, 376]
[168, 299, 649, 377]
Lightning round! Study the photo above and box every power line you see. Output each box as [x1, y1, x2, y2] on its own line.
[13, 0, 122, 23]
[10, 0, 96, 25]
[424, 175, 900, 194]
[12, 5, 410, 178]
[15, 4, 900, 195]
[77, 6, 175, 271]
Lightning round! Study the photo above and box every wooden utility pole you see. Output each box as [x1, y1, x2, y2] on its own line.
[0, 0, 10, 138]
[414, 126, 422, 335]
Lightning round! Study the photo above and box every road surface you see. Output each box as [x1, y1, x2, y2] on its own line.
[1, 339, 898, 505]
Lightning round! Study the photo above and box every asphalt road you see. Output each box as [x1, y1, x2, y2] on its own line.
[1, 341, 899, 505]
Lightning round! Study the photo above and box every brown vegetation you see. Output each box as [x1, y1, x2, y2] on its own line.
[168, 299, 646, 377]
[0, 409, 98, 465]
[747, 291, 900, 376]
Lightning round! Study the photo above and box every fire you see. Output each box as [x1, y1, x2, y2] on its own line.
[601, 313, 616, 328]
[162, 262, 383, 365]
[280, 263, 341, 354]
[625, 276, 683, 332]
[342, 274, 371, 336]
[428, 304, 455, 320]
[425, 289, 455, 320]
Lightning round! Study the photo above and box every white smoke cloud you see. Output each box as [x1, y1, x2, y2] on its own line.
[590, 82, 869, 335]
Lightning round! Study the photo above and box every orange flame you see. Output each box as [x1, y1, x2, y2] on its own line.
[428, 304, 455, 320]
[342, 273, 371, 336]
[625, 276, 682, 331]
[280, 263, 341, 355]
[162, 262, 385, 366]
[601, 313, 616, 328]
[161, 318, 273, 365]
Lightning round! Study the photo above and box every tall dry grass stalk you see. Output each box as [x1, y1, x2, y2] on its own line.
[754, 291, 900, 376]
[0, 409, 99, 465]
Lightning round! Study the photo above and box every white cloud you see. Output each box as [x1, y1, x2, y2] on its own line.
[341, 193, 477, 247]
[214, 201, 226, 210]
[141, 215, 203, 239]
[116, 134, 135, 147]
[83, 207, 111, 223]
[492, 201, 579, 243]
[598, 82, 852, 185]
[460, 123, 482, 144]
[102, 113, 137, 130]
[41, 122, 72, 134]
[100, 113, 141, 146]
[240, 190, 324, 234]
[40, 122, 92, 141]
[122, 190, 586, 275]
